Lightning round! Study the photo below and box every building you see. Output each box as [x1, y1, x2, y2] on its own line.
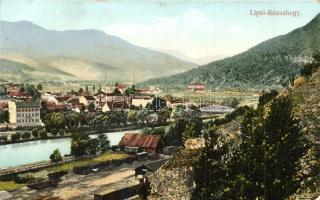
[187, 83, 206, 92]
[79, 95, 96, 107]
[8, 100, 42, 127]
[119, 133, 164, 154]
[134, 159, 168, 177]
[131, 96, 153, 108]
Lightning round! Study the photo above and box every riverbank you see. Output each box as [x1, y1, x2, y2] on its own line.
[0, 123, 167, 146]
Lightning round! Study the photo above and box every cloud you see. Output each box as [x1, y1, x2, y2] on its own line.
[105, 16, 178, 37]
[105, 9, 219, 36]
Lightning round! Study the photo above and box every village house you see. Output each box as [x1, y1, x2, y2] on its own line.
[187, 83, 206, 92]
[119, 133, 164, 154]
[136, 86, 163, 95]
[131, 95, 154, 108]
[41, 93, 59, 104]
[67, 97, 85, 113]
[116, 83, 127, 94]
[79, 95, 96, 106]
[101, 101, 129, 112]
[8, 100, 42, 127]
[94, 91, 107, 104]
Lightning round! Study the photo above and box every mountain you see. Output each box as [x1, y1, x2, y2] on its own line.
[153, 48, 228, 65]
[0, 20, 196, 82]
[142, 14, 320, 90]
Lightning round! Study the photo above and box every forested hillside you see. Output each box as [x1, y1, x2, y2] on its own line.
[142, 14, 320, 90]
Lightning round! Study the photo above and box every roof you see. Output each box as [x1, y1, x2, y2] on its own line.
[11, 100, 41, 108]
[56, 96, 71, 102]
[119, 133, 162, 149]
[143, 159, 168, 172]
[135, 159, 168, 172]
[83, 95, 96, 101]
[94, 91, 107, 96]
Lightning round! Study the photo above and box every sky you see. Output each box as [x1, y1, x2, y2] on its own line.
[1, 0, 319, 59]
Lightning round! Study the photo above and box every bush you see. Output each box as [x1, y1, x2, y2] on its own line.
[51, 129, 58, 136]
[32, 129, 39, 138]
[21, 131, 31, 139]
[0, 135, 8, 142]
[39, 130, 48, 139]
[15, 175, 36, 184]
[50, 149, 63, 163]
[11, 132, 21, 142]
[111, 145, 118, 152]
[58, 129, 65, 136]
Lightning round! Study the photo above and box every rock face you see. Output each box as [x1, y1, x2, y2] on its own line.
[149, 167, 194, 200]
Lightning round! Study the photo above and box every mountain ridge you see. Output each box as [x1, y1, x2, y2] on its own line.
[141, 13, 320, 89]
[0, 20, 197, 82]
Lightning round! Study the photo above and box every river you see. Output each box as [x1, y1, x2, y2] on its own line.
[0, 129, 141, 169]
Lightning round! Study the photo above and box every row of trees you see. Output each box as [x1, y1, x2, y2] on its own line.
[193, 95, 311, 199]
[43, 106, 172, 133]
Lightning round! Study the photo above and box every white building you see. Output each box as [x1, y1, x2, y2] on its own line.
[8, 100, 42, 127]
[131, 96, 153, 108]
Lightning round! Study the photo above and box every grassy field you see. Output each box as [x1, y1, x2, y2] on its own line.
[45, 152, 129, 172]
[0, 181, 24, 191]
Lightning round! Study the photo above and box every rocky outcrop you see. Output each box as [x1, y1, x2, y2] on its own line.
[149, 167, 194, 200]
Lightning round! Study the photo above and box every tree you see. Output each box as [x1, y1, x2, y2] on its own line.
[258, 90, 278, 107]
[32, 128, 39, 138]
[21, 131, 31, 139]
[157, 108, 171, 125]
[50, 149, 63, 162]
[0, 111, 9, 123]
[71, 132, 90, 156]
[87, 138, 100, 155]
[229, 96, 307, 199]
[87, 102, 96, 112]
[125, 86, 136, 96]
[78, 88, 84, 93]
[262, 96, 307, 199]
[45, 112, 65, 131]
[221, 97, 240, 108]
[36, 84, 43, 90]
[39, 130, 48, 139]
[150, 97, 167, 111]
[128, 110, 138, 125]
[193, 128, 230, 200]
[113, 88, 121, 95]
[11, 132, 21, 142]
[66, 112, 80, 129]
[182, 123, 197, 144]
[98, 134, 110, 152]
[0, 135, 8, 143]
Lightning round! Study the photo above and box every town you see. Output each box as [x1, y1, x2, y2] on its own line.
[0, 81, 237, 199]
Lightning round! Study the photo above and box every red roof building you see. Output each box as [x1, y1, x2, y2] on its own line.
[187, 83, 206, 91]
[118, 133, 164, 154]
